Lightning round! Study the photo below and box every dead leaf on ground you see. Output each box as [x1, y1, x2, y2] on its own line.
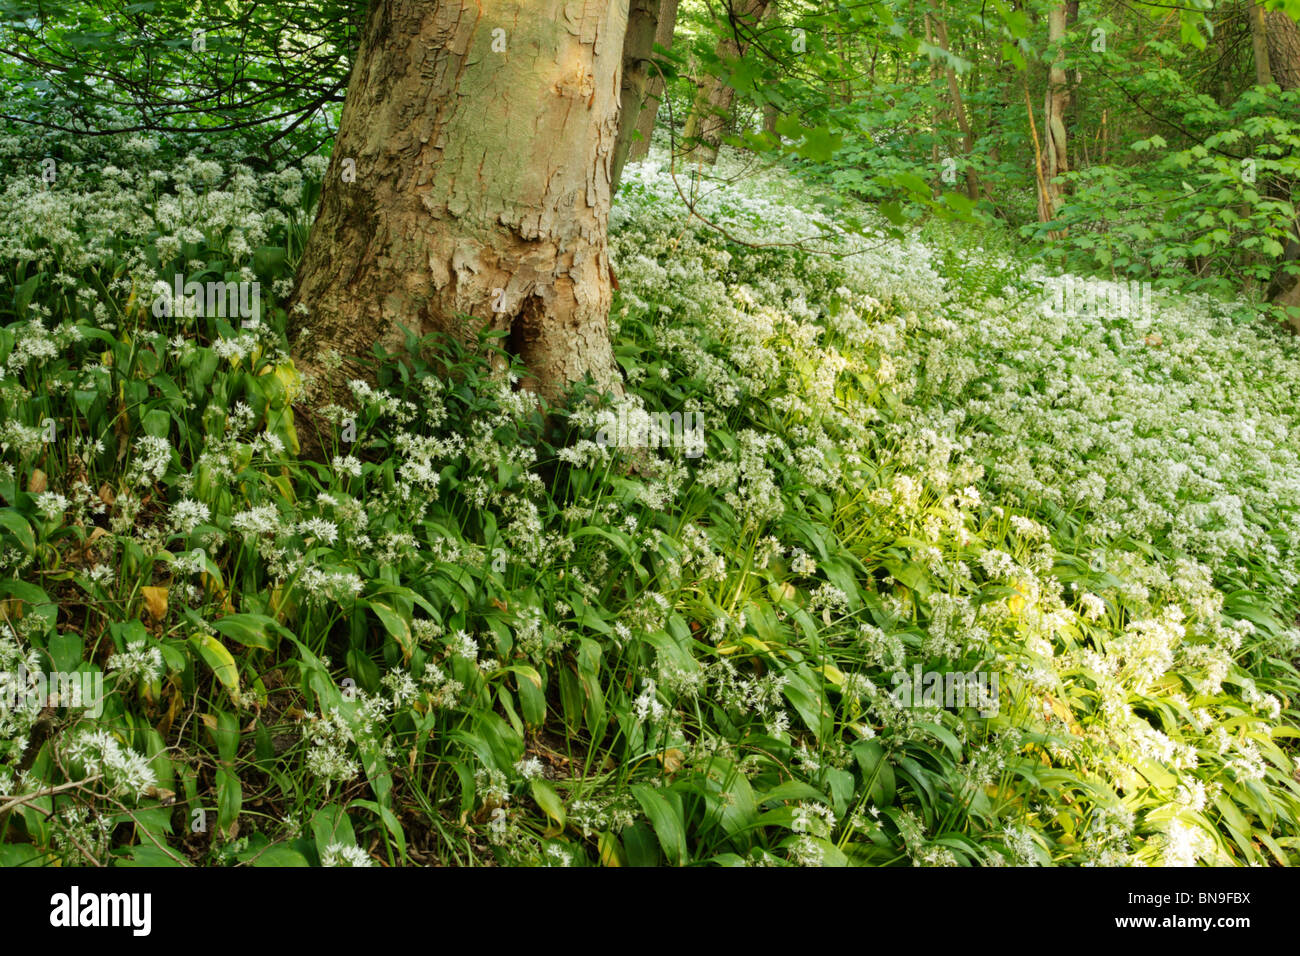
[141, 585, 168, 621]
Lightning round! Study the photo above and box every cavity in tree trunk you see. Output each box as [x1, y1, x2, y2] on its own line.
[289, 0, 627, 444]
[681, 0, 771, 166]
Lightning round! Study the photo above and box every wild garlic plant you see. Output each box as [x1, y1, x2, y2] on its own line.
[0, 139, 1295, 866]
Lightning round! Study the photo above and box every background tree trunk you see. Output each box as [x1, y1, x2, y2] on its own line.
[289, 0, 627, 436]
[628, 0, 680, 165]
[1261, 9, 1300, 322]
[1265, 8, 1300, 89]
[1040, 0, 1078, 222]
[1249, 0, 1274, 86]
[610, 0, 663, 194]
[681, 0, 770, 166]
[928, 0, 980, 200]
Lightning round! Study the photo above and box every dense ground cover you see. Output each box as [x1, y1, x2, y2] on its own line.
[0, 135, 1297, 865]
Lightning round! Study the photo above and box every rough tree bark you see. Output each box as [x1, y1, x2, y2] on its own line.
[680, 0, 771, 166]
[1265, 7, 1300, 89]
[288, 0, 628, 441]
[1257, 8, 1300, 322]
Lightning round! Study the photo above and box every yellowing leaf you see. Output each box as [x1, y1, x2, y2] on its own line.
[598, 831, 624, 867]
[514, 665, 542, 690]
[191, 633, 239, 692]
[530, 778, 566, 837]
[368, 600, 413, 662]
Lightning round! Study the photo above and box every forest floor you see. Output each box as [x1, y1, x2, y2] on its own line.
[0, 142, 1297, 865]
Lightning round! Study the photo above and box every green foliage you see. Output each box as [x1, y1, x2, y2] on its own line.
[1035, 74, 1300, 308]
[0, 0, 355, 164]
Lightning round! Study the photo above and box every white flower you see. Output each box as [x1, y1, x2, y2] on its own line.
[332, 455, 362, 478]
[171, 497, 210, 533]
[633, 678, 665, 723]
[513, 757, 544, 780]
[35, 491, 69, 520]
[320, 843, 374, 867]
[107, 640, 164, 687]
[299, 517, 338, 544]
[65, 729, 158, 799]
[1078, 592, 1106, 622]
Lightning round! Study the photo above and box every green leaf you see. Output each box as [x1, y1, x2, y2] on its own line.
[212, 613, 279, 652]
[758, 781, 830, 806]
[311, 805, 356, 861]
[119, 845, 187, 866]
[14, 273, 39, 316]
[250, 845, 311, 866]
[46, 631, 82, 673]
[852, 739, 897, 807]
[632, 784, 688, 866]
[216, 765, 241, 832]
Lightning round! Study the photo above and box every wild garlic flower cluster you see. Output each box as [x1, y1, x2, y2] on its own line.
[64, 729, 158, 799]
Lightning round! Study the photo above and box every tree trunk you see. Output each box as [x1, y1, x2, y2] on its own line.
[1265, 8, 1300, 89]
[1261, 9, 1300, 322]
[928, 0, 980, 200]
[1039, 1, 1078, 223]
[836, 32, 852, 105]
[681, 0, 770, 166]
[1249, 1, 1273, 87]
[628, 0, 680, 165]
[288, 0, 627, 438]
[610, 0, 663, 194]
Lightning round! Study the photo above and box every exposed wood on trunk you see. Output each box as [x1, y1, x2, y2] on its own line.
[1025, 78, 1054, 228]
